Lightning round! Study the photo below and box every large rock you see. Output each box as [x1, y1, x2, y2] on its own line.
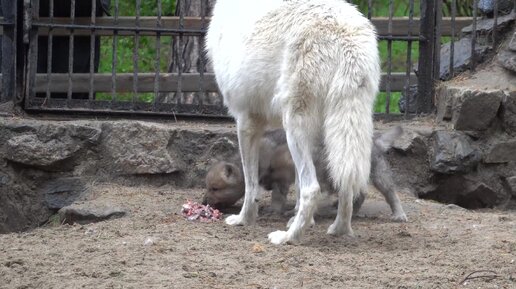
[392, 129, 428, 153]
[398, 85, 418, 113]
[502, 91, 516, 134]
[0, 183, 53, 234]
[4, 124, 101, 169]
[42, 177, 88, 210]
[58, 204, 126, 225]
[498, 49, 516, 72]
[477, 0, 515, 16]
[436, 87, 503, 131]
[101, 122, 183, 175]
[438, 38, 491, 81]
[384, 127, 433, 197]
[430, 131, 481, 174]
[5, 134, 82, 167]
[462, 11, 515, 36]
[505, 176, 516, 197]
[420, 176, 504, 209]
[484, 140, 516, 163]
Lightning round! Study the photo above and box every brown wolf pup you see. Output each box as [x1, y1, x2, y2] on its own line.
[203, 129, 287, 211]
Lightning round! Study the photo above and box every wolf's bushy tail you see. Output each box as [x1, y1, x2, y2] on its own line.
[323, 68, 378, 198]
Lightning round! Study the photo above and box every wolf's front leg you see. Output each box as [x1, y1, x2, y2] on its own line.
[225, 117, 265, 226]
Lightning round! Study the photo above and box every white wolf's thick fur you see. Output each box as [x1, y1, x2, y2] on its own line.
[206, 0, 381, 244]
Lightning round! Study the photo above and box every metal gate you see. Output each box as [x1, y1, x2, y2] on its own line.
[1, 0, 478, 117]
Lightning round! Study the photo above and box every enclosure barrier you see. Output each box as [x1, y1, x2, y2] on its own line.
[1, 0, 506, 118]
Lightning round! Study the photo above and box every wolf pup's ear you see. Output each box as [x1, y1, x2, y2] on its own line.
[224, 163, 234, 177]
[222, 163, 241, 185]
[374, 126, 403, 152]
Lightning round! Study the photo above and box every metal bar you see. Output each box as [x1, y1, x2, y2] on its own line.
[15, 0, 24, 103]
[111, 0, 119, 105]
[67, 0, 76, 101]
[177, 0, 184, 104]
[0, 21, 15, 26]
[132, 0, 141, 107]
[417, 0, 437, 113]
[25, 98, 231, 118]
[28, 17, 474, 37]
[470, 0, 478, 71]
[28, 22, 424, 41]
[198, 0, 206, 106]
[433, 0, 442, 84]
[404, 0, 414, 117]
[24, 0, 39, 106]
[89, 0, 97, 101]
[385, 0, 393, 114]
[28, 73, 417, 93]
[45, 0, 54, 100]
[153, 0, 162, 110]
[31, 21, 207, 35]
[449, 0, 456, 78]
[367, 0, 372, 19]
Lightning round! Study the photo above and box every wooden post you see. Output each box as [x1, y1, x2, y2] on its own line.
[417, 0, 440, 114]
[0, 0, 17, 104]
[162, 0, 217, 105]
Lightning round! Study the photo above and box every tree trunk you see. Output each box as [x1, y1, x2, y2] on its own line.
[162, 0, 219, 105]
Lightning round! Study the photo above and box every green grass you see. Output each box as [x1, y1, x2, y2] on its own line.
[355, 0, 421, 17]
[375, 92, 402, 114]
[46, 214, 62, 227]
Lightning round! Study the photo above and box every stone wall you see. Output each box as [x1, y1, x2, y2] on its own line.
[0, 118, 238, 233]
[1, 111, 515, 234]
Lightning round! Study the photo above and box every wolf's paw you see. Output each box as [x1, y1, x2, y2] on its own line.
[391, 212, 408, 223]
[225, 214, 245, 226]
[268, 230, 293, 245]
[327, 222, 354, 237]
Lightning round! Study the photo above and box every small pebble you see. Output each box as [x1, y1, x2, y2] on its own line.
[144, 237, 154, 246]
[85, 228, 96, 236]
[252, 243, 265, 253]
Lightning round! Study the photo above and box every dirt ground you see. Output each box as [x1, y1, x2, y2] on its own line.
[0, 184, 515, 289]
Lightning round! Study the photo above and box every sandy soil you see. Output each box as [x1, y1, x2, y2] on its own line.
[0, 184, 515, 289]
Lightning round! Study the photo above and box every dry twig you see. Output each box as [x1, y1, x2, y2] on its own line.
[460, 270, 499, 285]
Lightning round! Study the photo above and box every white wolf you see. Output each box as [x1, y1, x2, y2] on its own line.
[206, 0, 381, 245]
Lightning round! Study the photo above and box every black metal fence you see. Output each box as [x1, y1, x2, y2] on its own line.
[0, 0, 512, 117]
